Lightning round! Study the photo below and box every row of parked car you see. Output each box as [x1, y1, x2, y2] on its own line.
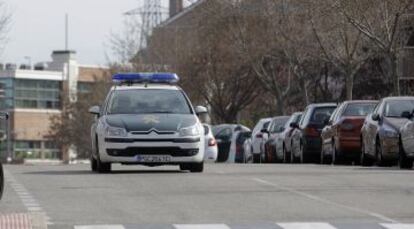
[206, 96, 414, 169]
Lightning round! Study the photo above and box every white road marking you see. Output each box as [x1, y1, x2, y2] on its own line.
[277, 222, 337, 229]
[381, 224, 414, 229]
[4, 169, 53, 225]
[174, 224, 231, 229]
[252, 177, 398, 223]
[74, 225, 125, 229]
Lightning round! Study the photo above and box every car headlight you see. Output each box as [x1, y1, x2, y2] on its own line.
[383, 128, 398, 138]
[106, 126, 127, 137]
[179, 125, 200, 137]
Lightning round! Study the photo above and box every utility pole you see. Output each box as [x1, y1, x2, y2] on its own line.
[65, 13, 69, 50]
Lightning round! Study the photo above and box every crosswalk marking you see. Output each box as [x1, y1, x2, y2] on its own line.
[276, 223, 337, 229]
[74, 225, 125, 229]
[174, 224, 231, 229]
[72, 223, 414, 229]
[381, 224, 414, 229]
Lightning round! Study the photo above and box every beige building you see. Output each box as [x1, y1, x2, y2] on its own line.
[0, 50, 108, 161]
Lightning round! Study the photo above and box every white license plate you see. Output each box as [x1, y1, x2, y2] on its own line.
[134, 155, 171, 163]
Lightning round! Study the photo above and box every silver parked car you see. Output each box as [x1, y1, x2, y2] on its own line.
[398, 111, 414, 169]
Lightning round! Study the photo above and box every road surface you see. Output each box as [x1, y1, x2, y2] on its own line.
[1, 163, 414, 229]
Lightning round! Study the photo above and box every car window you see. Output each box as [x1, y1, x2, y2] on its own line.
[108, 89, 192, 115]
[203, 125, 210, 136]
[384, 100, 414, 117]
[272, 118, 289, 133]
[236, 132, 251, 144]
[310, 107, 336, 124]
[342, 103, 377, 117]
[299, 107, 310, 126]
[329, 105, 341, 123]
[252, 120, 266, 134]
[215, 128, 232, 140]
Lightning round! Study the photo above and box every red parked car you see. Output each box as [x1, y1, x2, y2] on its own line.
[320, 100, 377, 164]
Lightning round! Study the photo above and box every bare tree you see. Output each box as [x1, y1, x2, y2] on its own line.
[309, 1, 370, 100]
[338, 0, 414, 96]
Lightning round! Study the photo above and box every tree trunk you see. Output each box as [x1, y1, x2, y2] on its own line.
[345, 69, 354, 100]
[275, 96, 284, 116]
[299, 77, 310, 105]
[389, 54, 400, 96]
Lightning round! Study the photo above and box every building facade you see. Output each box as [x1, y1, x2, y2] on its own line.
[0, 50, 108, 161]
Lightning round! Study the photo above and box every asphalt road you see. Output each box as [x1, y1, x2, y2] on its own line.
[1, 163, 414, 229]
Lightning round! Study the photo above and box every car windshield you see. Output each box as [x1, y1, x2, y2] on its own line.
[343, 103, 377, 116]
[108, 89, 192, 115]
[310, 107, 336, 124]
[384, 100, 414, 117]
[272, 117, 289, 133]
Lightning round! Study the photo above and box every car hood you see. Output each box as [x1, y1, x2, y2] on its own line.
[383, 117, 410, 130]
[105, 114, 197, 132]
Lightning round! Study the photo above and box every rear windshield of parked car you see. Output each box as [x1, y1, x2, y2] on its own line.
[343, 103, 377, 116]
[310, 107, 336, 124]
[384, 100, 414, 117]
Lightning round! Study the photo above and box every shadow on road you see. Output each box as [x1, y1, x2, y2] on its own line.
[23, 169, 185, 175]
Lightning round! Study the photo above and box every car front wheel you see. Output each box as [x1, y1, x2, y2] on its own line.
[0, 163, 4, 200]
[94, 142, 111, 173]
[180, 163, 203, 173]
[399, 140, 413, 169]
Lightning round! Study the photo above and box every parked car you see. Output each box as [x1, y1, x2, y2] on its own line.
[320, 100, 377, 164]
[263, 116, 290, 163]
[203, 124, 218, 162]
[399, 112, 414, 169]
[275, 112, 303, 163]
[0, 112, 9, 200]
[361, 97, 414, 166]
[248, 118, 272, 163]
[234, 131, 252, 163]
[291, 103, 337, 163]
[212, 124, 250, 162]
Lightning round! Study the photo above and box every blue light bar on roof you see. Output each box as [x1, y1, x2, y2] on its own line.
[112, 73, 179, 84]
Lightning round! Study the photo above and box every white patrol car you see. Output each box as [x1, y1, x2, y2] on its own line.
[89, 73, 207, 173]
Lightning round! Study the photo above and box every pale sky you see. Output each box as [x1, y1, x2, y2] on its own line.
[0, 0, 174, 66]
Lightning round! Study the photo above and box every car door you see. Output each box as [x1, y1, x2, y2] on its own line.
[215, 127, 233, 162]
[365, 101, 383, 157]
[401, 119, 414, 153]
[321, 105, 342, 154]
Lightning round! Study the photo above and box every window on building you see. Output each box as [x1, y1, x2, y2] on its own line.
[14, 79, 61, 109]
[77, 82, 91, 94]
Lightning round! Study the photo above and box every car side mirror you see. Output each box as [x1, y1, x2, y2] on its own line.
[290, 122, 299, 129]
[0, 112, 9, 120]
[401, 111, 412, 119]
[89, 106, 100, 115]
[323, 118, 330, 126]
[260, 128, 269, 133]
[195, 106, 208, 115]
[371, 113, 380, 121]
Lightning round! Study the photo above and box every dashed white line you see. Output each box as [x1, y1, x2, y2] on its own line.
[4, 169, 53, 225]
[74, 225, 125, 229]
[252, 177, 398, 223]
[174, 224, 231, 229]
[277, 222, 337, 229]
[381, 224, 414, 229]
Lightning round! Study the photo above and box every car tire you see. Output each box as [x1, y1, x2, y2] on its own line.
[332, 141, 342, 165]
[253, 154, 260, 163]
[399, 139, 413, 170]
[282, 145, 288, 163]
[360, 139, 373, 166]
[181, 163, 203, 173]
[375, 137, 389, 167]
[320, 147, 331, 165]
[91, 155, 97, 172]
[95, 143, 111, 173]
[0, 163, 4, 200]
[299, 142, 306, 163]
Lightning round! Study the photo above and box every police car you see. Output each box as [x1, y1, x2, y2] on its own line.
[89, 73, 207, 173]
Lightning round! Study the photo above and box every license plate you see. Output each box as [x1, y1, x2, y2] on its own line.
[134, 155, 171, 163]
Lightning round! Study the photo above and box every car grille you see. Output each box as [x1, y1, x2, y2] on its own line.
[107, 147, 199, 157]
